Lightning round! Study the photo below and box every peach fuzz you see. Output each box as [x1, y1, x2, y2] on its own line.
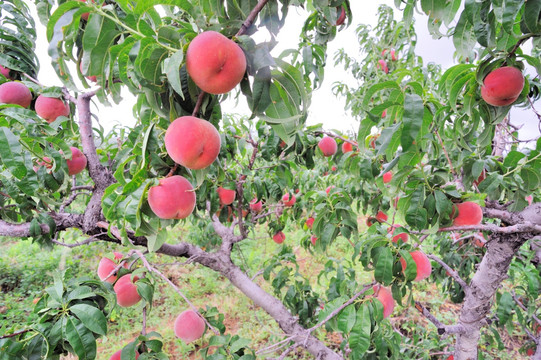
[174, 309, 206, 343]
[382, 171, 392, 184]
[341, 142, 353, 153]
[306, 217, 314, 229]
[217, 187, 236, 205]
[148, 175, 196, 219]
[388, 224, 408, 243]
[373, 285, 395, 319]
[164, 116, 221, 170]
[114, 275, 141, 307]
[318, 136, 337, 157]
[0, 81, 32, 108]
[0, 65, 13, 79]
[282, 193, 296, 207]
[186, 31, 246, 95]
[109, 349, 139, 360]
[481, 66, 524, 106]
[249, 198, 263, 212]
[273, 231, 285, 244]
[451, 201, 483, 226]
[97, 252, 125, 283]
[35, 95, 70, 123]
[66, 147, 87, 176]
[400, 251, 432, 281]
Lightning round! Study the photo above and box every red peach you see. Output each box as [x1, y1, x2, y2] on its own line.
[66, 147, 87, 176]
[109, 349, 139, 360]
[382, 172, 393, 184]
[473, 232, 486, 248]
[527, 348, 535, 356]
[174, 310, 206, 343]
[272, 231, 285, 244]
[164, 116, 221, 170]
[342, 142, 353, 153]
[97, 252, 126, 283]
[400, 251, 432, 281]
[0, 65, 12, 79]
[390, 49, 397, 61]
[326, 185, 335, 195]
[447, 356, 454, 360]
[318, 137, 337, 157]
[366, 211, 387, 227]
[78, 0, 94, 21]
[114, 275, 141, 307]
[148, 175, 196, 219]
[0, 81, 32, 108]
[306, 217, 315, 229]
[217, 187, 235, 205]
[377, 59, 389, 74]
[452, 202, 483, 226]
[331, 166, 337, 171]
[186, 31, 246, 95]
[310, 235, 317, 246]
[388, 224, 408, 243]
[373, 285, 395, 318]
[526, 195, 533, 205]
[282, 193, 296, 207]
[335, 6, 346, 26]
[481, 67, 524, 106]
[249, 198, 263, 212]
[35, 95, 70, 123]
[381, 109, 387, 118]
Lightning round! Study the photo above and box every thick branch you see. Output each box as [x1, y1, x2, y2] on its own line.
[427, 254, 469, 291]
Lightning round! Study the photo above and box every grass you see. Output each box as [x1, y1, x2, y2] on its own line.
[0, 221, 532, 359]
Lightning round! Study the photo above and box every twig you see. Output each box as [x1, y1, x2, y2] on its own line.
[414, 301, 465, 335]
[427, 254, 469, 290]
[236, 0, 271, 37]
[52, 232, 107, 248]
[0, 328, 31, 339]
[192, 92, 206, 117]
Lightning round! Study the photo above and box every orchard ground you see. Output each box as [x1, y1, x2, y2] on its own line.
[0, 219, 529, 359]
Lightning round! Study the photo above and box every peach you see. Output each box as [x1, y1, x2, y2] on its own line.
[527, 348, 535, 356]
[373, 285, 394, 318]
[318, 136, 337, 157]
[114, 275, 141, 307]
[381, 109, 387, 118]
[388, 224, 408, 243]
[109, 349, 139, 360]
[310, 235, 317, 246]
[282, 193, 296, 207]
[473, 232, 486, 248]
[331, 165, 337, 171]
[217, 187, 235, 205]
[377, 59, 389, 74]
[66, 147, 87, 176]
[341, 142, 353, 153]
[0, 65, 12, 79]
[526, 195, 533, 205]
[447, 356, 454, 360]
[326, 185, 335, 195]
[335, 6, 346, 26]
[382, 172, 392, 184]
[400, 251, 432, 281]
[174, 310, 206, 343]
[481, 67, 524, 106]
[186, 31, 246, 95]
[164, 116, 221, 170]
[451, 202, 483, 226]
[35, 95, 70, 123]
[0, 81, 32, 108]
[366, 211, 388, 227]
[272, 231, 285, 244]
[249, 198, 263, 212]
[97, 252, 125, 283]
[148, 175, 196, 219]
[305, 217, 314, 229]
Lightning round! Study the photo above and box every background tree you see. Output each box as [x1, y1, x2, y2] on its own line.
[0, 0, 540, 359]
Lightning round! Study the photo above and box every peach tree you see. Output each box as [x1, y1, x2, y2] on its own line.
[0, 0, 540, 359]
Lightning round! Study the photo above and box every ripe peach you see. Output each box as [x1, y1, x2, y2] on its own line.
[388, 224, 408, 243]
[526, 195, 533, 205]
[217, 187, 235, 205]
[186, 31, 246, 95]
[527, 348, 535, 356]
[148, 175, 196, 219]
[473, 232, 486, 248]
[249, 198, 262, 212]
[377, 59, 389, 74]
[342, 142, 353, 153]
[318, 136, 337, 157]
[35, 95, 70, 123]
[366, 211, 388, 227]
[97, 252, 125, 283]
[326, 185, 335, 195]
[66, 147, 87, 176]
[164, 116, 221, 170]
[481, 67, 524, 106]
[78, 0, 94, 21]
[0, 81, 32, 108]
[0, 65, 12, 79]
[335, 6, 346, 26]
[174, 310, 206, 343]
[382, 172, 393, 184]
[306, 217, 315, 229]
[114, 275, 141, 307]
[273, 231, 285, 244]
[282, 193, 296, 207]
[381, 109, 387, 118]
[451, 202, 483, 226]
[400, 251, 432, 281]
[331, 165, 337, 171]
[447, 356, 454, 360]
[373, 285, 395, 318]
[109, 349, 139, 360]
[310, 235, 317, 246]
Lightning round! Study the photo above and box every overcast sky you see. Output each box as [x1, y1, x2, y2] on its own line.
[30, 1, 540, 143]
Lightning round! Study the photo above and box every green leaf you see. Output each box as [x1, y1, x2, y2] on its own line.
[374, 247, 393, 285]
[503, 150, 526, 168]
[496, 292, 514, 325]
[0, 127, 26, 179]
[337, 304, 356, 333]
[69, 304, 107, 336]
[524, 0, 541, 32]
[348, 303, 371, 353]
[502, 0, 525, 34]
[64, 316, 97, 360]
[147, 227, 168, 253]
[165, 50, 185, 98]
[401, 93, 423, 150]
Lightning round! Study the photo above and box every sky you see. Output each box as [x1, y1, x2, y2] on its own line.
[29, 1, 540, 143]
